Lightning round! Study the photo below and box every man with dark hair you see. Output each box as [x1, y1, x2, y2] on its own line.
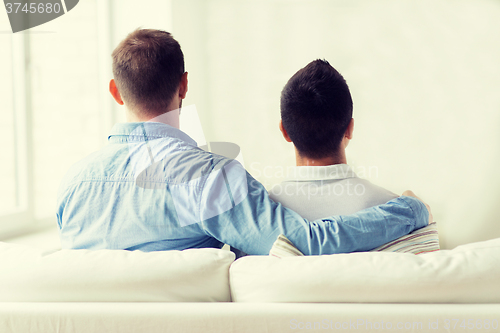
[57, 29, 431, 255]
[270, 59, 398, 220]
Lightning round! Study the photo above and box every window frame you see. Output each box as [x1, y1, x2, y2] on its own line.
[0, 0, 171, 239]
[0, 33, 36, 238]
[0, 0, 117, 239]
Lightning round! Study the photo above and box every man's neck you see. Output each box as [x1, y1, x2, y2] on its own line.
[126, 107, 181, 129]
[295, 149, 347, 167]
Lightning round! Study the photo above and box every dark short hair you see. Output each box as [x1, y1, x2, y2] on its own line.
[112, 29, 185, 113]
[280, 59, 353, 160]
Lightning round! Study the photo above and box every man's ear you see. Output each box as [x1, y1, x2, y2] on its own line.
[179, 72, 188, 99]
[345, 118, 354, 140]
[279, 120, 292, 143]
[109, 79, 124, 105]
[342, 118, 354, 149]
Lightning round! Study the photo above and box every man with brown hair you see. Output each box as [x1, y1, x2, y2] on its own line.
[56, 29, 431, 255]
[109, 29, 187, 121]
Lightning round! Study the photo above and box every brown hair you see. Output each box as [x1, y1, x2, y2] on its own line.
[112, 29, 185, 114]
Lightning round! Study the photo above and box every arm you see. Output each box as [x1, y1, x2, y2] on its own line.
[199, 160, 429, 255]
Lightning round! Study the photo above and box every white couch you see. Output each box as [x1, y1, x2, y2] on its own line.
[1, 238, 500, 333]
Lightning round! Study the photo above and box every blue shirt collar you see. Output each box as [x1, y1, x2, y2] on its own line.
[108, 122, 197, 146]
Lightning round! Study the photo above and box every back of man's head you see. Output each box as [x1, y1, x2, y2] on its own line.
[280, 59, 353, 160]
[112, 29, 184, 115]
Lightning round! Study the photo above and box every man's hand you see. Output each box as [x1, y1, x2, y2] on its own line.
[402, 190, 433, 225]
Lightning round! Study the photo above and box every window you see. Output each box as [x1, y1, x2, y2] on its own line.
[0, 35, 16, 215]
[0, 0, 174, 238]
[0, 30, 32, 236]
[0, 0, 107, 237]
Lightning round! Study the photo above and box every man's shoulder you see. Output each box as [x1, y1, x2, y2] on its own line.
[352, 177, 398, 200]
[58, 145, 126, 191]
[268, 176, 398, 219]
[60, 142, 233, 191]
[268, 181, 313, 213]
[268, 181, 298, 201]
[268, 183, 283, 202]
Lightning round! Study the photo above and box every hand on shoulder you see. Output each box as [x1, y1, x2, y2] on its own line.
[402, 190, 433, 225]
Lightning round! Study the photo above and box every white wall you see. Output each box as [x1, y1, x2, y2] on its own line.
[174, 0, 500, 249]
[1, 0, 499, 249]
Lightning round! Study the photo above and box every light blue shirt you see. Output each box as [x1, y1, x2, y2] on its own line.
[56, 122, 428, 255]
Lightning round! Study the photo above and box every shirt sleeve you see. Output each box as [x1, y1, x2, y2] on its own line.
[199, 159, 429, 255]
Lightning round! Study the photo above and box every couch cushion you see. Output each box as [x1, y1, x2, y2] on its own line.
[0, 243, 234, 302]
[231, 237, 500, 303]
[369, 222, 439, 253]
[270, 223, 440, 258]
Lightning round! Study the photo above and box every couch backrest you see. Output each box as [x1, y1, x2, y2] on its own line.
[0, 243, 235, 302]
[2, 236, 500, 303]
[230, 237, 500, 303]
